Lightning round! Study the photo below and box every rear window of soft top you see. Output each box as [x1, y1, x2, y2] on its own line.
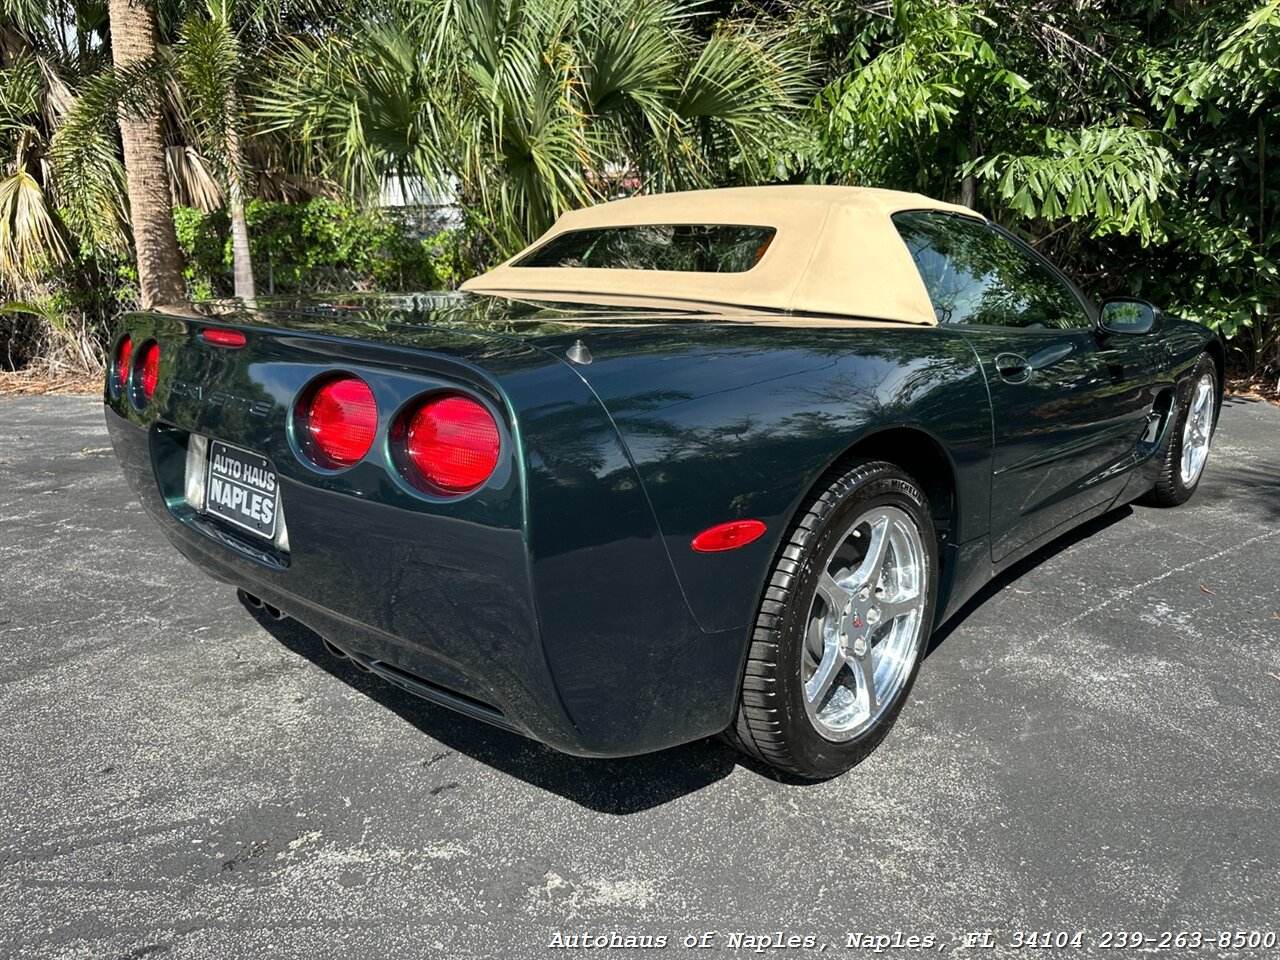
[513, 224, 775, 273]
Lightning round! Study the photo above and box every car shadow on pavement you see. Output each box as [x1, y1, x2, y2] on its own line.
[245, 598, 743, 813]
[244, 505, 1147, 809]
[924, 505, 1133, 654]
[1203, 463, 1280, 520]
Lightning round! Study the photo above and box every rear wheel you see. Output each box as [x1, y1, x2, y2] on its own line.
[725, 460, 938, 779]
[1146, 356, 1217, 507]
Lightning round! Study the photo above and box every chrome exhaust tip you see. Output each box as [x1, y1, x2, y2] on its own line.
[262, 602, 286, 621]
[238, 589, 263, 609]
[322, 639, 348, 660]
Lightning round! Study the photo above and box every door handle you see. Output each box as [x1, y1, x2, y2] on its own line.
[995, 352, 1032, 384]
[1026, 341, 1075, 371]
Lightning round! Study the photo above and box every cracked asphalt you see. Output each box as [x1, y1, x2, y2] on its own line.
[1, 393, 1277, 959]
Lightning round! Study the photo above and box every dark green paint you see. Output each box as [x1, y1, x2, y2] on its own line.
[103, 291, 1220, 756]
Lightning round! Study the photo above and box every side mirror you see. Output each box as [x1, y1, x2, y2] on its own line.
[1098, 297, 1161, 336]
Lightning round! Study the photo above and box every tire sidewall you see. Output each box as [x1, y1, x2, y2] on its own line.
[774, 467, 939, 778]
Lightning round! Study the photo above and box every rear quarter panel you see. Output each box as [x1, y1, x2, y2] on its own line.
[542, 323, 995, 634]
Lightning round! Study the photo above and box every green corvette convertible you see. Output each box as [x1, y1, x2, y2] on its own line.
[104, 186, 1222, 779]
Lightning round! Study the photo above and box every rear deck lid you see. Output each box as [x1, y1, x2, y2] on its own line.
[169, 291, 723, 354]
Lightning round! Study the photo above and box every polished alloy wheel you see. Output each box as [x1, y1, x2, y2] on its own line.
[1179, 373, 1215, 486]
[802, 505, 927, 741]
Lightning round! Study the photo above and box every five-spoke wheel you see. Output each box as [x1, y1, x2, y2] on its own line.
[725, 459, 938, 779]
[803, 506, 927, 741]
[725, 356, 1218, 779]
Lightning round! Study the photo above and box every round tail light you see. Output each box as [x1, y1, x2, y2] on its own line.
[399, 394, 500, 494]
[297, 375, 378, 468]
[136, 341, 160, 402]
[113, 336, 132, 392]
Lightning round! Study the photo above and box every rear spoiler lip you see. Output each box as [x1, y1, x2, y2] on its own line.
[123, 306, 545, 377]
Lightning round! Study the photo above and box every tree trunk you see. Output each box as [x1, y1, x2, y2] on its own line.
[225, 113, 256, 300]
[227, 180, 255, 300]
[959, 129, 980, 210]
[108, 0, 185, 308]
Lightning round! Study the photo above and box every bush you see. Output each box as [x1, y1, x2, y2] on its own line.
[3, 199, 462, 377]
[0, 257, 134, 377]
[175, 198, 444, 297]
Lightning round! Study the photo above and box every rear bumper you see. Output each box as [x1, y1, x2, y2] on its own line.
[105, 405, 745, 757]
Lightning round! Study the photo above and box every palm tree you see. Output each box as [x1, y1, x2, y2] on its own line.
[52, 0, 331, 304]
[164, 0, 343, 300]
[1, 1, 128, 373]
[258, 0, 811, 258]
[107, 0, 185, 308]
[0, 1, 94, 290]
[174, 0, 257, 298]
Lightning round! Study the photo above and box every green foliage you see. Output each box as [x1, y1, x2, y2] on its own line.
[804, 0, 1280, 382]
[966, 126, 1177, 244]
[47, 66, 134, 258]
[257, 0, 812, 255]
[0, 54, 70, 283]
[4, 0, 1279, 386]
[173, 198, 440, 296]
[1150, 0, 1280, 376]
[418, 222, 486, 289]
[0, 170, 69, 282]
[817, 0, 1036, 185]
[174, 11, 245, 180]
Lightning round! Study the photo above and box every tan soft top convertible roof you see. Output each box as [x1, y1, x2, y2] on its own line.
[461, 185, 983, 325]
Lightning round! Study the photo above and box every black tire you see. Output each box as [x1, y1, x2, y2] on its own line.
[1144, 354, 1218, 507]
[724, 459, 939, 780]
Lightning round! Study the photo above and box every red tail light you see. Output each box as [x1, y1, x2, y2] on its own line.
[137, 341, 160, 402]
[400, 394, 500, 494]
[298, 376, 377, 467]
[113, 336, 132, 391]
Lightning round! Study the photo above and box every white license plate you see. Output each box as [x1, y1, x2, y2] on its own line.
[204, 440, 279, 540]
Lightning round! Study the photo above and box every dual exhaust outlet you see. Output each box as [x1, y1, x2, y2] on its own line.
[237, 588, 370, 673]
[237, 588, 286, 621]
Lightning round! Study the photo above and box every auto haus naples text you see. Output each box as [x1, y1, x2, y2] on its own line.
[208, 451, 276, 526]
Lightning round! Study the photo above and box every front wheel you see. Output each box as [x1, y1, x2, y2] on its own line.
[724, 460, 938, 779]
[1146, 356, 1218, 507]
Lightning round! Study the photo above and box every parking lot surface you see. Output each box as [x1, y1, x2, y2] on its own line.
[1, 394, 1277, 958]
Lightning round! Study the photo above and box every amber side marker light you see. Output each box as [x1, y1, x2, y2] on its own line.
[691, 519, 766, 553]
[200, 328, 247, 348]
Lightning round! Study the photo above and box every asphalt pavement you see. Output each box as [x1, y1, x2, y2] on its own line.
[1, 393, 1277, 959]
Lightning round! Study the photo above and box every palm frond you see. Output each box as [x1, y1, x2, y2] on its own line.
[46, 66, 130, 256]
[0, 53, 44, 131]
[166, 143, 224, 209]
[174, 12, 242, 172]
[0, 168, 69, 286]
[0, 0, 53, 35]
[251, 0, 812, 255]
